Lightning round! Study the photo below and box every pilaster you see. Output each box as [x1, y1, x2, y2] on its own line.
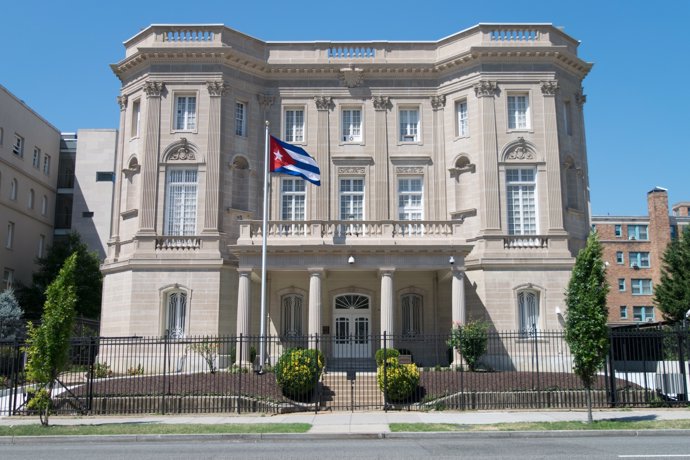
[474, 81, 501, 233]
[540, 80, 565, 233]
[313, 96, 332, 220]
[203, 80, 228, 233]
[430, 95, 447, 220]
[138, 81, 164, 234]
[372, 96, 390, 220]
[110, 95, 128, 243]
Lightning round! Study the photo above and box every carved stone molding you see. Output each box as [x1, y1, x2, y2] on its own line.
[473, 81, 498, 98]
[143, 81, 164, 98]
[117, 95, 128, 111]
[430, 95, 446, 111]
[337, 166, 366, 175]
[257, 94, 274, 109]
[314, 96, 333, 111]
[395, 166, 424, 175]
[206, 80, 229, 97]
[575, 90, 587, 106]
[540, 80, 559, 96]
[372, 96, 390, 111]
[168, 138, 196, 161]
[339, 66, 364, 88]
[505, 137, 535, 161]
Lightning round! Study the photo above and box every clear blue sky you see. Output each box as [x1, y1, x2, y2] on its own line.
[3, 0, 688, 216]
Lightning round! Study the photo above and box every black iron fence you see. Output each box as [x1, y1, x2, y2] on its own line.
[1, 327, 688, 416]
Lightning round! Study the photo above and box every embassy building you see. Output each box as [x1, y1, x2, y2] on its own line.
[102, 23, 592, 368]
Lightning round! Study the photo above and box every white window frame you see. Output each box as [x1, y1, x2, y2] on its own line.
[13, 134, 23, 156]
[2, 268, 14, 291]
[506, 168, 538, 235]
[620, 305, 628, 320]
[28, 189, 34, 210]
[164, 168, 198, 236]
[398, 176, 424, 235]
[507, 93, 530, 130]
[518, 290, 540, 338]
[43, 154, 51, 175]
[631, 279, 653, 296]
[173, 94, 197, 132]
[618, 278, 626, 292]
[399, 107, 420, 143]
[341, 107, 363, 143]
[401, 293, 422, 337]
[10, 178, 17, 201]
[284, 107, 305, 143]
[614, 225, 622, 237]
[32, 148, 41, 168]
[280, 177, 306, 235]
[629, 252, 650, 268]
[41, 195, 48, 216]
[235, 101, 247, 137]
[615, 251, 624, 265]
[131, 99, 141, 138]
[627, 225, 648, 241]
[281, 294, 303, 338]
[166, 290, 188, 338]
[633, 306, 654, 322]
[339, 177, 365, 235]
[456, 99, 468, 137]
[6, 222, 15, 249]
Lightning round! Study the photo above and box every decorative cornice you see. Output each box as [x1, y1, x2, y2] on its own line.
[430, 95, 446, 111]
[143, 81, 164, 98]
[337, 166, 366, 175]
[168, 138, 196, 161]
[339, 66, 364, 88]
[117, 95, 128, 110]
[206, 80, 229, 96]
[473, 81, 498, 98]
[395, 166, 424, 175]
[314, 96, 333, 111]
[540, 80, 559, 96]
[257, 93, 274, 109]
[372, 96, 390, 111]
[575, 90, 587, 106]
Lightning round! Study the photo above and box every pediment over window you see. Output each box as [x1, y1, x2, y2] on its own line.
[500, 137, 540, 163]
[163, 138, 202, 163]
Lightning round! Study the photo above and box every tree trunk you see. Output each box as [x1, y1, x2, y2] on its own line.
[586, 387, 593, 424]
[40, 381, 53, 426]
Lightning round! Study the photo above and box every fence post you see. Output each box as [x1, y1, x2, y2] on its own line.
[87, 337, 97, 413]
[10, 336, 21, 416]
[383, 331, 388, 412]
[237, 334, 243, 414]
[161, 331, 168, 415]
[607, 332, 617, 407]
[314, 334, 320, 414]
[677, 326, 688, 402]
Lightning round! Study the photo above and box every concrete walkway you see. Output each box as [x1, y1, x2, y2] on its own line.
[2, 409, 690, 434]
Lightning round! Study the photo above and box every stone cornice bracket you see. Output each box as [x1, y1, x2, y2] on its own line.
[314, 96, 333, 111]
[473, 81, 498, 98]
[339, 65, 364, 88]
[372, 96, 390, 111]
[206, 80, 229, 97]
[540, 80, 559, 96]
[117, 95, 128, 111]
[143, 81, 164, 98]
[430, 95, 446, 111]
[575, 89, 587, 106]
[257, 93, 274, 110]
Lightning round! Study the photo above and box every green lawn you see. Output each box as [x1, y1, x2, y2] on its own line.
[390, 419, 690, 432]
[0, 423, 311, 436]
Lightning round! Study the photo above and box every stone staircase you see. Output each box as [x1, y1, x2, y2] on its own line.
[320, 371, 384, 410]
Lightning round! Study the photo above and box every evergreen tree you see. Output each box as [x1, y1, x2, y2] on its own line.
[654, 226, 690, 323]
[564, 231, 610, 423]
[0, 289, 24, 339]
[25, 253, 78, 426]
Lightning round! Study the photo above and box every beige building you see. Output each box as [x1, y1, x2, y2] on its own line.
[102, 24, 592, 368]
[0, 84, 60, 290]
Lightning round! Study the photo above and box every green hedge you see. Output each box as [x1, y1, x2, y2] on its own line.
[376, 357, 420, 402]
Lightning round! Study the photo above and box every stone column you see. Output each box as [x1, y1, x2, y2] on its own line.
[540, 80, 565, 233]
[313, 96, 331, 220]
[236, 269, 252, 365]
[473, 81, 501, 233]
[430, 95, 447, 220]
[138, 81, 164, 234]
[451, 267, 466, 366]
[203, 81, 228, 233]
[575, 89, 591, 218]
[379, 268, 395, 348]
[257, 94, 274, 218]
[372, 96, 390, 220]
[110, 95, 127, 243]
[308, 268, 324, 338]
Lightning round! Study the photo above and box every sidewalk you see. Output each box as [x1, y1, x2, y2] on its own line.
[2, 409, 690, 434]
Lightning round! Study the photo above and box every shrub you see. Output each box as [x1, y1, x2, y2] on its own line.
[375, 348, 400, 366]
[447, 320, 489, 371]
[187, 341, 219, 374]
[377, 357, 420, 402]
[274, 348, 324, 397]
[93, 362, 112, 378]
[127, 364, 144, 376]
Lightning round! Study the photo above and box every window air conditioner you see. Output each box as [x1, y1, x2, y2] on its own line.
[646, 317, 654, 323]
[632, 264, 639, 270]
[629, 236, 636, 240]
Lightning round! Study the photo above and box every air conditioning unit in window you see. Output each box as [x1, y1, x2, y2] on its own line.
[646, 317, 654, 323]
[403, 135, 416, 141]
[632, 264, 639, 270]
[629, 236, 636, 240]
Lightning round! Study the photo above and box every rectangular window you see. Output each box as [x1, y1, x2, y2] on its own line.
[398, 177, 424, 235]
[339, 177, 365, 234]
[401, 294, 422, 337]
[618, 278, 626, 292]
[671, 225, 678, 240]
[616, 251, 624, 265]
[96, 171, 116, 182]
[508, 94, 530, 130]
[38, 234, 45, 258]
[174, 95, 197, 131]
[614, 224, 622, 237]
[6, 222, 15, 249]
[281, 294, 303, 337]
[619, 306, 628, 320]
[43, 154, 51, 175]
[506, 168, 537, 235]
[280, 178, 306, 235]
[131, 99, 141, 137]
[563, 100, 572, 136]
[631, 279, 653, 295]
[13, 134, 24, 156]
[235, 101, 246, 136]
[633, 306, 654, 322]
[2, 268, 14, 290]
[82, 211, 94, 218]
[32, 148, 41, 168]
[284, 108, 305, 143]
[399, 108, 419, 142]
[164, 168, 198, 236]
[629, 252, 650, 268]
[342, 108, 362, 142]
[627, 225, 648, 240]
[518, 290, 540, 337]
[456, 99, 468, 137]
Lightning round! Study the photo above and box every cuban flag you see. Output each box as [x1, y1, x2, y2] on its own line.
[269, 136, 321, 186]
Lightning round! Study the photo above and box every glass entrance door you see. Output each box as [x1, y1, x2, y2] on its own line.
[333, 294, 371, 359]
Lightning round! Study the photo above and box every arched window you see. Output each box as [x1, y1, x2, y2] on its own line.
[518, 290, 540, 337]
[167, 291, 187, 338]
[10, 178, 17, 201]
[231, 156, 250, 211]
[281, 294, 303, 337]
[401, 293, 422, 337]
[41, 195, 48, 216]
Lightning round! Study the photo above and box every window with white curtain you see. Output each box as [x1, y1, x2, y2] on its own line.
[401, 293, 422, 337]
[167, 291, 187, 338]
[284, 108, 304, 142]
[506, 168, 537, 235]
[281, 294, 303, 337]
[508, 94, 530, 130]
[518, 290, 539, 337]
[174, 95, 197, 131]
[164, 168, 198, 236]
[399, 108, 419, 142]
[342, 108, 362, 142]
[339, 177, 365, 234]
[398, 177, 424, 235]
[456, 99, 468, 137]
[280, 178, 306, 235]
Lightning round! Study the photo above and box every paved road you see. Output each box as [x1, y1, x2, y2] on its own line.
[3, 434, 690, 459]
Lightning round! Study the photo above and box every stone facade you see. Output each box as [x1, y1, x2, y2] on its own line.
[103, 24, 593, 367]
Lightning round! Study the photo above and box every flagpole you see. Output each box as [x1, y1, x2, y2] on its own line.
[259, 121, 270, 373]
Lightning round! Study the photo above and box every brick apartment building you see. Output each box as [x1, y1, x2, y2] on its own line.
[592, 188, 690, 325]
